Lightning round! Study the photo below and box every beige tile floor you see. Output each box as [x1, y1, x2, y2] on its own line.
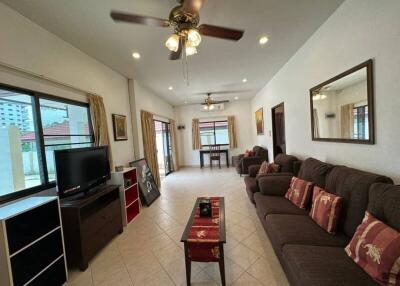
[67, 167, 289, 286]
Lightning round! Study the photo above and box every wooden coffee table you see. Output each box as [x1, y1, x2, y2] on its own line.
[181, 197, 226, 286]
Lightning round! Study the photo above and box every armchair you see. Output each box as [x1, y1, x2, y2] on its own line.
[236, 146, 268, 175]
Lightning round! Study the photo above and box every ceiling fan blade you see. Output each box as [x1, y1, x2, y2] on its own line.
[215, 100, 230, 103]
[183, 0, 204, 13]
[110, 11, 170, 27]
[169, 38, 185, 60]
[198, 24, 244, 41]
[195, 89, 250, 95]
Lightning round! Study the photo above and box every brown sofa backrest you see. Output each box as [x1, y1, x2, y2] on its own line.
[325, 167, 393, 238]
[252, 146, 268, 160]
[274, 154, 299, 173]
[368, 183, 400, 231]
[297, 158, 333, 188]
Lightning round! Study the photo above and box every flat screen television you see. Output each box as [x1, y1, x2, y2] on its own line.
[54, 146, 111, 197]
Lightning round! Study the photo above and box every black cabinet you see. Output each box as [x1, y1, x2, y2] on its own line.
[0, 197, 67, 286]
[60, 185, 123, 271]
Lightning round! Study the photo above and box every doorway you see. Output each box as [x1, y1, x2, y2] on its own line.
[154, 120, 173, 178]
[271, 102, 286, 159]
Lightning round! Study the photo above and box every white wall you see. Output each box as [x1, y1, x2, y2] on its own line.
[175, 100, 252, 166]
[0, 3, 135, 166]
[133, 80, 175, 158]
[251, 0, 400, 182]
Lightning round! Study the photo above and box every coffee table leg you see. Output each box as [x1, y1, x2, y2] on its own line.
[219, 243, 226, 286]
[184, 242, 191, 286]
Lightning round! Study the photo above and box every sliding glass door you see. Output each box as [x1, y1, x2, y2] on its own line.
[154, 120, 173, 177]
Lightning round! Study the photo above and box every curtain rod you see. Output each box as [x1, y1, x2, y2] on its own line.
[0, 60, 101, 97]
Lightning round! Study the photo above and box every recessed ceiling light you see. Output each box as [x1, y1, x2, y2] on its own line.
[132, 52, 141, 59]
[242, 78, 247, 83]
[168, 86, 173, 91]
[259, 36, 269, 45]
[234, 96, 239, 100]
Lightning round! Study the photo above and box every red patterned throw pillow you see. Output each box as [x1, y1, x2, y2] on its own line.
[312, 186, 324, 204]
[345, 212, 400, 285]
[257, 161, 281, 176]
[244, 150, 254, 157]
[309, 189, 343, 234]
[285, 177, 314, 209]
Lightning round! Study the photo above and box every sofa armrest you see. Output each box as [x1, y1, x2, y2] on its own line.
[241, 157, 265, 170]
[257, 174, 293, 196]
[248, 164, 261, 177]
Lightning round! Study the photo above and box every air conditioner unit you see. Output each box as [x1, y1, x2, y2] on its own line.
[200, 103, 225, 112]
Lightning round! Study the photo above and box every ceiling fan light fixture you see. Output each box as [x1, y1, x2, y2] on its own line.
[185, 45, 197, 56]
[259, 36, 269, 45]
[166, 33, 180, 52]
[209, 104, 215, 110]
[187, 29, 202, 47]
[132, 52, 141, 59]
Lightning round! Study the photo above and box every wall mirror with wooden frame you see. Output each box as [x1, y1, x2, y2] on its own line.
[310, 59, 374, 144]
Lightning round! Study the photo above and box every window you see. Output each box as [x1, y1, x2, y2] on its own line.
[39, 99, 93, 181]
[353, 105, 369, 140]
[199, 120, 229, 146]
[0, 85, 93, 203]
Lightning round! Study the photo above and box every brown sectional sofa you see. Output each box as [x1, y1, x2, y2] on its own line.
[250, 157, 395, 286]
[244, 154, 300, 204]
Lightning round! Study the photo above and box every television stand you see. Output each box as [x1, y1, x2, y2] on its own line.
[60, 184, 122, 271]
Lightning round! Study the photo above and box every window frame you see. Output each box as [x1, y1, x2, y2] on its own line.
[0, 82, 94, 204]
[199, 120, 230, 147]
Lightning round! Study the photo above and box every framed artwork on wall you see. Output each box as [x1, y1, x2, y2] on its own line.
[255, 108, 264, 135]
[112, 114, 128, 141]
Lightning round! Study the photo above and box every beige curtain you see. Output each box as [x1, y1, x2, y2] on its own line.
[169, 119, 179, 171]
[192, 119, 201, 150]
[341, 104, 354, 138]
[227, 116, 238, 149]
[313, 109, 320, 138]
[88, 94, 113, 169]
[140, 110, 161, 187]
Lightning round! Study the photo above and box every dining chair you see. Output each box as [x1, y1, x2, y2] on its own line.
[209, 145, 221, 168]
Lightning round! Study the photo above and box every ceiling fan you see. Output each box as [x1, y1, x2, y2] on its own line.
[197, 90, 247, 110]
[110, 0, 245, 60]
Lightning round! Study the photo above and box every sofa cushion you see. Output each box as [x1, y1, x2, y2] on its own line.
[258, 173, 293, 196]
[345, 212, 400, 285]
[254, 193, 308, 218]
[310, 190, 343, 234]
[274, 154, 298, 173]
[325, 166, 393, 238]
[297, 158, 333, 188]
[368, 183, 400, 231]
[253, 146, 268, 159]
[282, 245, 378, 286]
[285, 177, 314, 209]
[265, 214, 349, 250]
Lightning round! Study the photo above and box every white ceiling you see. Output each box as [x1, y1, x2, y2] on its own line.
[1, 0, 344, 106]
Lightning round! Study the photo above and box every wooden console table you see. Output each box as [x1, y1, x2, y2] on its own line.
[199, 149, 230, 168]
